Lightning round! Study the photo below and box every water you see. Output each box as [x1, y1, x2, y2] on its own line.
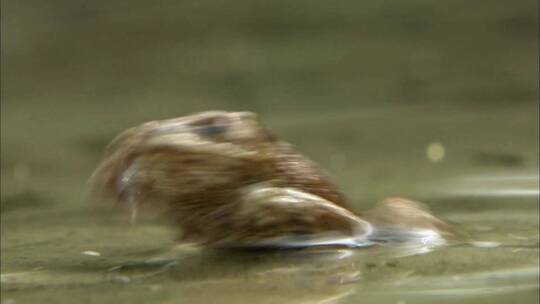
[1, 0, 538, 303]
[2, 102, 538, 303]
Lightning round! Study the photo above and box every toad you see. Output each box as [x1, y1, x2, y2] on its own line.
[90, 111, 451, 248]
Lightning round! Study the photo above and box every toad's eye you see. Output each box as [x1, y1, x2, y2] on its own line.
[190, 116, 231, 138]
[198, 124, 228, 137]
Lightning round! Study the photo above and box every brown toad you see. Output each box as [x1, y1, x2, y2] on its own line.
[90, 111, 451, 248]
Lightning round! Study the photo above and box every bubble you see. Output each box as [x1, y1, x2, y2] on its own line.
[426, 142, 445, 163]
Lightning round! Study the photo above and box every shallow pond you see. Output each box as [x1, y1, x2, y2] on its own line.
[1, 0, 538, 303]
[2, 102, 538, 304]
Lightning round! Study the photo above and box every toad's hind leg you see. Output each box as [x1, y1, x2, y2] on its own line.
[364, 197, 454, 246]
[226, 185, 373, 248]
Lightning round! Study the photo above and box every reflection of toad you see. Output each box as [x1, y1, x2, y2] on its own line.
[91, 111, 451, 248]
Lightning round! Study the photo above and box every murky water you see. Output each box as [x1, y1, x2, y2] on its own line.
[2, 102, 538, 304]
[2, 0, 538, 303]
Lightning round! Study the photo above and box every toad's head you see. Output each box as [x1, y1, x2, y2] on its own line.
[90, 111, 278, 207]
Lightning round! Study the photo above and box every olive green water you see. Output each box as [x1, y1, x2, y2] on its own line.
[1, 1, 539, 303]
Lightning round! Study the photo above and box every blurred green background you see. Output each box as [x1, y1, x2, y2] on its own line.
[3, 0, 538, 110]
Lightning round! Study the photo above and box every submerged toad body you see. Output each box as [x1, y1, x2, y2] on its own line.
[91, 111, 451, 248]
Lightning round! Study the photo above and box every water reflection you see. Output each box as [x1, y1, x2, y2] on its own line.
[2, 192, 538, 304]
[434, 173, 539, 198]
[1, 240, 453, 299]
